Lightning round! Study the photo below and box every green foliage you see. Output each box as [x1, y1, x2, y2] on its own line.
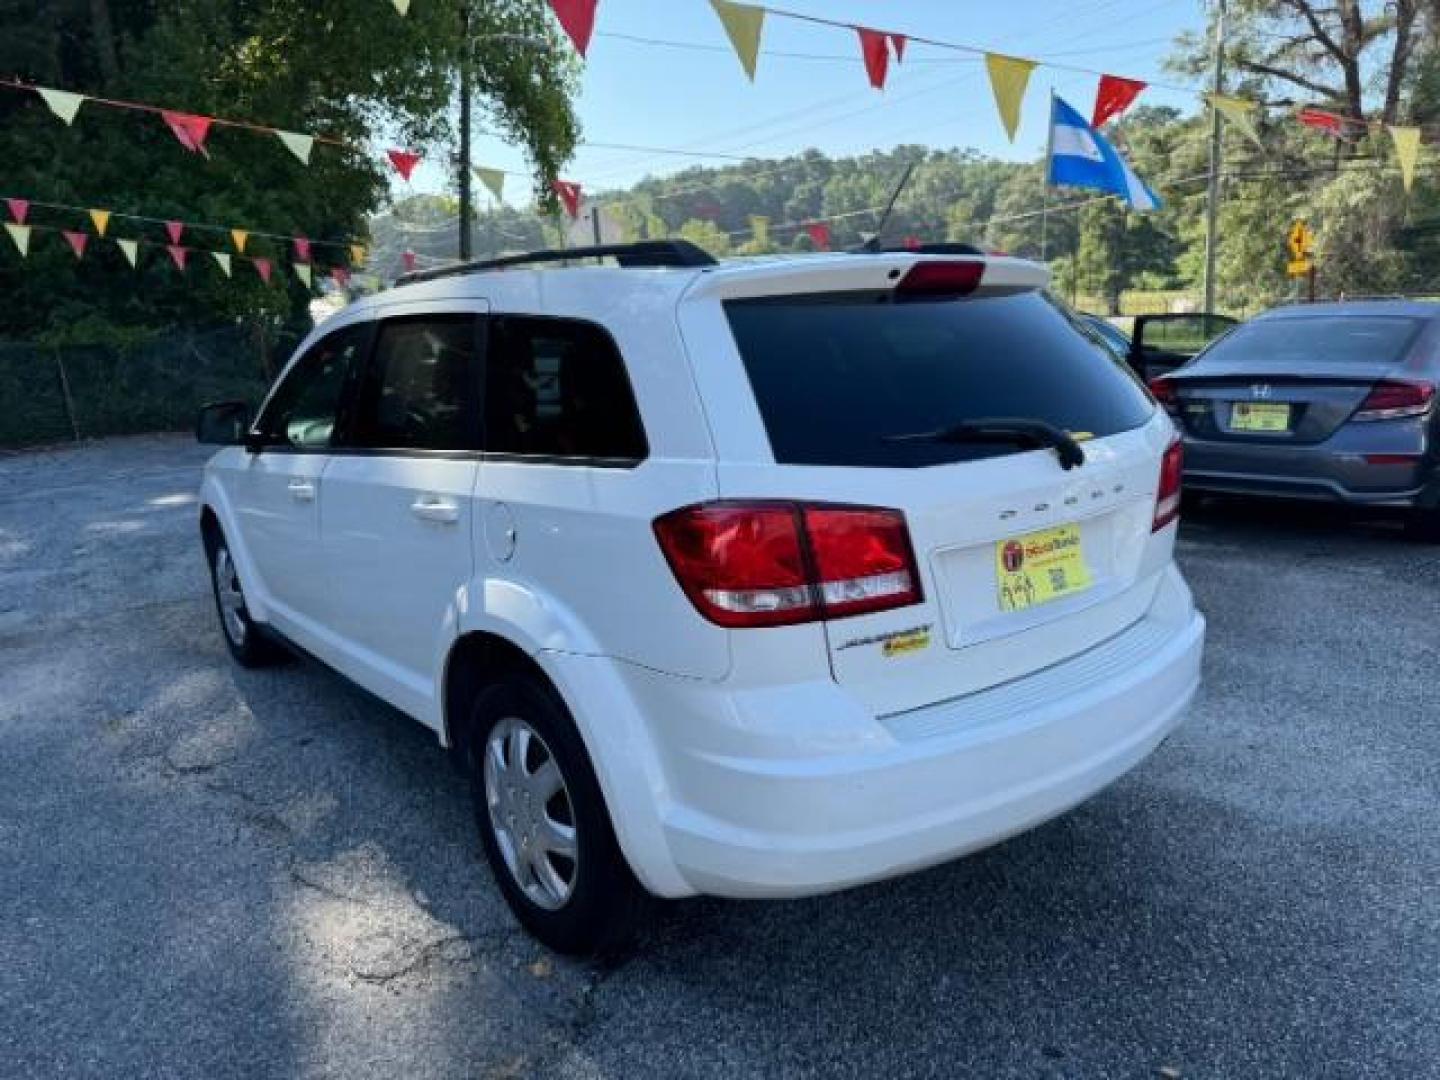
[0, 0, 579, 342]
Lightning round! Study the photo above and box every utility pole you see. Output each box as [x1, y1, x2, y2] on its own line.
[1201, 0, 1227, 313]
[457, 1, 473, 261]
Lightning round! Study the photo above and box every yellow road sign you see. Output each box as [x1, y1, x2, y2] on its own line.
[1287, 257, 1313, 277]
[1288, 219, 1314, 260]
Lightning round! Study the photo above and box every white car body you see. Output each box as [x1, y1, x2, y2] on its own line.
[200, 250, 1205, 899]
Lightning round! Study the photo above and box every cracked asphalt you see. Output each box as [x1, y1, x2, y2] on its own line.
[1, 434, 1436, 1079]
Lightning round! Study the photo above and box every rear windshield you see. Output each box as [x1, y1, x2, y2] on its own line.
[724, 291, 1154, 468]
[1200, 316, 1422, 369]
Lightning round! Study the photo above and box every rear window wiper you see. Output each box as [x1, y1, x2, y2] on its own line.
[883, 417, 1087, 470]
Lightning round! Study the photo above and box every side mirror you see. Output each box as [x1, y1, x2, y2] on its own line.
[196, 401, 253, 446]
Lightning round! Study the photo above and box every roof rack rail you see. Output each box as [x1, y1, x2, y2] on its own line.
[396, 239, 717, 285]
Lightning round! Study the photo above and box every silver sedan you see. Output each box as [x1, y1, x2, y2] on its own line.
[1151, 300, 1440, 540]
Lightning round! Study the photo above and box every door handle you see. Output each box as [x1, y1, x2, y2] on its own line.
[287, 479, 316, 502]
[411, 496, 460, 524]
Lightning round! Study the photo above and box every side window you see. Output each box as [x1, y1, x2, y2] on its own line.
[484, 316, 647, 463]
[350, 316, 479, 451]
[255, 323, 369, 450]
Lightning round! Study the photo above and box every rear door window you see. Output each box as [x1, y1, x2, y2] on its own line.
[349, 315, 480, 451]
[724, 290, 1153, 468]
[484, 316, 647, 463]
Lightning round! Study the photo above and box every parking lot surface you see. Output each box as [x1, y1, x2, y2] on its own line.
[2, 435, 1437, 1079]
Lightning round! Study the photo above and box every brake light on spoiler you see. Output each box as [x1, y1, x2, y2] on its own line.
[896, 260, 985, 297]
[653, 502, 922, 628]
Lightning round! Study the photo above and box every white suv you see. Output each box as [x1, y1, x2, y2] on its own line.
[197, 240, 1205, 953]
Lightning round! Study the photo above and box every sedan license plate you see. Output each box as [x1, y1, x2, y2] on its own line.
[1229, 401, 1291, 432]
[996, 523, 1092, 613]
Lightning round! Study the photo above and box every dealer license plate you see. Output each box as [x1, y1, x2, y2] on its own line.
[1229, 401, 1291, 432]
[995, 523, 1092, 613]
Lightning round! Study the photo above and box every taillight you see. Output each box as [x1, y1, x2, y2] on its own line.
[1153, 438, 1183, 532]
[1353, 379, 1435, 421]
[1148, 375, 1179, 415]
[896, 260, 984, 297]
[653, 502, 921, 628]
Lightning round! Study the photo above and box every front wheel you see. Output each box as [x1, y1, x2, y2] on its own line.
[466, 673, 648, 955]
[207, 533, 283, 667]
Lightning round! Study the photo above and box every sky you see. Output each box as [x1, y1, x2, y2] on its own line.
[406, 0, 1209, 203]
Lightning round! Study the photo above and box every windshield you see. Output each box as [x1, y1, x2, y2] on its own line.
[724, 290, 1154, 468]
[1199, 316, 1422, 369]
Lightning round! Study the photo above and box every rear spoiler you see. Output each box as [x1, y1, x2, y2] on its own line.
[683, 254, 1049, 302]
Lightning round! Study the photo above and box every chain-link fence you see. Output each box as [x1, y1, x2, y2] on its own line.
[0, 323, 303, 449]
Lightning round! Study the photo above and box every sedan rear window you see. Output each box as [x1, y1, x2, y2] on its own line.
[1200, 317, 1422, 369]
[724, 291, 1154, 468]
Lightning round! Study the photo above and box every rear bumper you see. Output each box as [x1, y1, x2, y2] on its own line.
[591, 565, 1204, 899]
[1183, 429, 1433, 507]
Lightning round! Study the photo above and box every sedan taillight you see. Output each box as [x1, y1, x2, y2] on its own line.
[1153, 438, 1184, 532]
[1148, 376, 1179, 415]
[1353, 380, 1435, 421]
[653, 502, 922, 628]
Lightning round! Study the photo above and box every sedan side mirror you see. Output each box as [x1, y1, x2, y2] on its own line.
[196, 401, 253, 446]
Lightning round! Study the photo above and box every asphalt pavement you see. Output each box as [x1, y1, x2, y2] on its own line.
[1, 434, 1436, 1079]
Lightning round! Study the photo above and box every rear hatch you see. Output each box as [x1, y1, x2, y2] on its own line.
[1164, 314, 1427, 443]
[700, 258, 1174, 717]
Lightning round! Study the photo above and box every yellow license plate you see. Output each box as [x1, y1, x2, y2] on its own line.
[1229, 401, 1291, 432]
[996, 523, 1092, 613]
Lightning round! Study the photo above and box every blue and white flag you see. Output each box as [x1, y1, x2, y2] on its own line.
[1047, 95, 1161, 211]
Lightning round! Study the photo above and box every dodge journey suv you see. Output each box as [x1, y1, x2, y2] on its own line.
[196, 240, 1206, 953]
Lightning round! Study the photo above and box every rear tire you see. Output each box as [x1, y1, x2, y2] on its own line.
[1404, 505, 1440, 543]
[465, 673, 648, 955]
[205, 529, 285, 668]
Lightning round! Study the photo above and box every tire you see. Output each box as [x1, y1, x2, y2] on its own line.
[465, 673, 648, 955]
[1404, 505, 1440, 543]
[205, 529, 284, 667]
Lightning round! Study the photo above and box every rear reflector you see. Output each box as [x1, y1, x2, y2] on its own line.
[1153, 438, 1183, 532]
[896, 260, 984, 297]
[1354, 380, 1435, 421]
[654, 501, 921, 628]
[1362, 453, 1423, 466]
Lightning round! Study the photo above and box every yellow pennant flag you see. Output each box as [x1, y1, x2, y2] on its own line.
[985, 53, 1037, 142]
[473, 166, 506, 202]
[231, 229, 248, 253]
[1206, 93, 1263, 148]
[89, 209, 111, 236]
[116, 238, 139, 267]
[4, 222, 31, 256]
[1388, 126, 1421, 193]
[211, 251, 232, 277]
[293, 262, 312, 287]
[710, 0, 765, 81]
[349, 243, 367, 265]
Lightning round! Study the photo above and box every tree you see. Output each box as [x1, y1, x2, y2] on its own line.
[0, 0, 579, 341]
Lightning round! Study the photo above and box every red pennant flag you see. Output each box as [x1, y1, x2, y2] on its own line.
[387, 149, 421, 181]
[161, 110, 213, 154]
[164, 220, 184, 245]
[330, 266, 350, 287]
[891, 34, 907, 63]
[548, 0, 598, 58]
[552, 179, 582, 219]
[805, 223, 831, 251]
[167, 245, 188, 271]
[903, 234, 922, 250]
[1091, 74, 1146, 128]
[402, 249, 417, 273]
[62, 230, 88, 258]
[253, 257, 273, 283]
[5, 198, 28, 225]
[1297, 107, 1344, 137]
[293, 236, 312, 262]
[857, 28, 889, 89]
